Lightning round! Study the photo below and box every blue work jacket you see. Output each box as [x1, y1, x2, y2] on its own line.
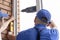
[16, 24, 59, 40]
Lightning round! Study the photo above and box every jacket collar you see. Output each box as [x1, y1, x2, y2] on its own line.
[34, 24, 46, 31]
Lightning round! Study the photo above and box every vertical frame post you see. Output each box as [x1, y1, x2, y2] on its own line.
[36, 0, 43, 11]
[13, 0, 17, 36]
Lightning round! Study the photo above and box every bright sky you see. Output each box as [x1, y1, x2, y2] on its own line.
[20, 0, 60, 40]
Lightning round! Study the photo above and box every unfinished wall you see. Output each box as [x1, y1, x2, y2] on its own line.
[0, 0, 12, 17]
[0, 0, 20, 40]
[0, 0, 12, 40]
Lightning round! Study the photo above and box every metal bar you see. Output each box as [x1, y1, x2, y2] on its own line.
[13, 0, 17, 36]
[36, 0, 43, 12]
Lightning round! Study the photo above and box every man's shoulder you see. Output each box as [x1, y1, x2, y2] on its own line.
[16, 28, 37, 40]
[18, 28, 36, 35]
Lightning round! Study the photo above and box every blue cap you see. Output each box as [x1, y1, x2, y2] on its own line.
[0, 11, 8, 18]
[36, 9, 51, 23]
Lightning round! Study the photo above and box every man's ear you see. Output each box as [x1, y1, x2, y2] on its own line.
[46, 22, 50, 26]
[34, 17, 37, 23]
[34, 17, 36, 23]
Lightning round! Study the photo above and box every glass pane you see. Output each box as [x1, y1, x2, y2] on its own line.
[20, 0, 36, 31]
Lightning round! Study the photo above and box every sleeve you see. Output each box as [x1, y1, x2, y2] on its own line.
[49, 29, 59, 40]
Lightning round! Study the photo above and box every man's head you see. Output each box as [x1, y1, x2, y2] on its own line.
[34, 9, 51, 25]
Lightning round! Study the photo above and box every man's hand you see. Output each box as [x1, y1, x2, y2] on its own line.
[48, 21, 56, 28]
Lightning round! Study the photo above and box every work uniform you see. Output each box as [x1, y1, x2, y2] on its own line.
[16, 24, 59, 40]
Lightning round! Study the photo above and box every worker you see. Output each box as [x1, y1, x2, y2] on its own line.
[16, 9, 59, 40]
[0, 11, 14, 40]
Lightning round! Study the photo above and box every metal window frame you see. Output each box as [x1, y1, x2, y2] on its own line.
[36, 0, 43, 11]
[13, 0, 17, 36]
